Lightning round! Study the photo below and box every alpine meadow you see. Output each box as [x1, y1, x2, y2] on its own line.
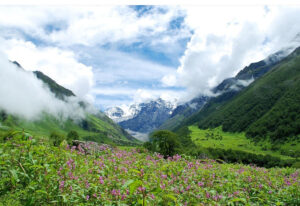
[0, 3, 299, 206]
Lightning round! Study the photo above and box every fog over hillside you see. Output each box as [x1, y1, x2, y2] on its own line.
[0, 53, 95, 121]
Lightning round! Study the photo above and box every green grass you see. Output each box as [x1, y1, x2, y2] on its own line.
[189, 125, 298, 160]
[0, 112, 138, 145]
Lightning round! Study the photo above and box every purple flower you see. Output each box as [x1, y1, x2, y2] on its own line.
[99, 176, 104, 184]
[206, 192, 210, 199]
[233, 191, 239, 196]
[186, 185, 191, 191]
[198, 181, 204, 187]
[59, 181, 65, 191]
[137, 186, 146, 193]
[150, 194, 155, 199]
[85, 181, 90, 189]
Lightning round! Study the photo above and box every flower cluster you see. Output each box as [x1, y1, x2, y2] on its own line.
[1, 137, 299, 205]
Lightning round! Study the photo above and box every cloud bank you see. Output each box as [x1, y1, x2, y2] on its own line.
[173, 6, 300, 98]
[0, 5, 300, 109]
[0, 53, 91, 121]
[2, 38, 94, 102]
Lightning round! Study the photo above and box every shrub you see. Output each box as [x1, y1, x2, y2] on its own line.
[66, 130, 79, 144]
[146, 130, 180, 157]
[50, 132, 65, 146]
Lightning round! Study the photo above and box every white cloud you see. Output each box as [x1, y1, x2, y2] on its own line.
[133, 88, 184, 104]
[0, 52, 88, 120]
[161, 74, 177, 87]
[0, 6, 185, 108]
[174, 5, 300, 97]
[0, 6, 183, 47]
[92, 87, 184, 106]
[125, 129, 149, 142]
[1, 5, 300, 110]
[1, 38, 94, 100]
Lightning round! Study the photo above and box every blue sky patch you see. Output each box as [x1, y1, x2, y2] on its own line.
[169, 16, 185, 30]
[130, 5, 154, 17]
[44, 22, 67, 34]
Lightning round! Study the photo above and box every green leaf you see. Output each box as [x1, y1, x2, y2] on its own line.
[230, 198, 246, 203]
[130, 169, 141, 174]
[36, 190, 48, 195]
[129, 180, 142, 194]
[122, 179, 134, 189]
[10, 169, 19, 183]
[164, 194, 177, 202]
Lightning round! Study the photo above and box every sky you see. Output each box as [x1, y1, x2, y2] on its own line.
[0, 3, 300, 110]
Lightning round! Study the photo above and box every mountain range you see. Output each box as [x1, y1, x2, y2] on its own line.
[2, 45, 299, 147]
[105, 98, 176, 140]
[106, 46, 297, 139]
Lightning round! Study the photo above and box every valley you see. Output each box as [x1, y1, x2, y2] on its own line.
[1, 4, 300, 205]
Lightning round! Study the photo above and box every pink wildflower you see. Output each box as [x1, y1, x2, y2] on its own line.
[198, 181, 204, 187]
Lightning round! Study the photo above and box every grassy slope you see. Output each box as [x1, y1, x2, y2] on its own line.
[0, 113, 139, 145]
[1, 62, 138, 145]
[197, 47, 300, 140]
[189, 125, 299, 159]
[174, 47, 300, 151]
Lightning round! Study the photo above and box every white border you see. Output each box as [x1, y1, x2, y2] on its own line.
[0, 0, 299, 6]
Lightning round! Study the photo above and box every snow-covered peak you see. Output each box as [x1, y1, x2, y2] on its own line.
[105, 98, 177, 123]
[105, 104, 141, 122]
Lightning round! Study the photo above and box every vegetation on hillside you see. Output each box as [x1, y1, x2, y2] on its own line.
[34, 71, 75, 100]
[1, 61, 138, 145]
[174, 47, 300, 148]
[0, 112, 138, 146]
[189, 126, 300, 159]
[198, 47, 300, 142]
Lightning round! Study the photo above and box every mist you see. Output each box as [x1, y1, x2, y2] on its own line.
[175, 6, 300, 100]
[0, 52, 92, 121]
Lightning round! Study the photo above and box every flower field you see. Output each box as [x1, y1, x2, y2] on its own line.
[0, 135, 299, 205]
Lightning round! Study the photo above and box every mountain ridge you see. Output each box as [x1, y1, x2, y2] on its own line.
[1, 61, 138, 145]
[107, 98, 176, 135]
[174, 46, 300, 144]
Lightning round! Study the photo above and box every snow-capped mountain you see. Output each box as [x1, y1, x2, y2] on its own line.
[105, 98, 177, 136]
[105, 104, 141, 123]
[106, 46, 298, 139]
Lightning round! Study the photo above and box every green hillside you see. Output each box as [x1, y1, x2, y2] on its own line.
[34, 71, 75, 100]
[189, 125, 299, 159]
[0, 62, 138, 145]
[175, 47, 300, 143]
[0, 112, 137, 145]
[162, 49, 284, 133]
[197, 47, 300, 141]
